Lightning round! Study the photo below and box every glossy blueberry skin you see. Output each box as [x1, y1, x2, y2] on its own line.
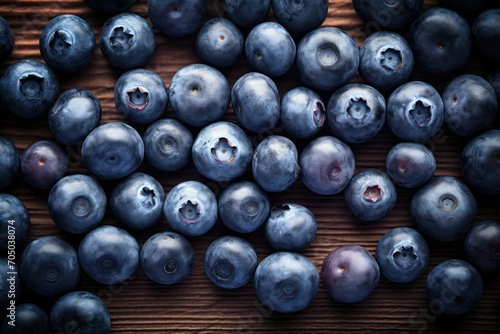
[359, 31, 414, 93]
[169, 63, 230, 127]
[48, 88, 102, 146]
[387, 81, 444, 142]
[271, 0, 328, 35]
[410, 176, 477, 241]
[163, 181, 218, 237]
[252, 135, 300, 193]
[39, 15, 95, 73]
[20, 236, 79, 297]
[140, 231, 195, 285]
[300, 136, 355, 195]
[20, 140, 68, 190]
[218, 181, 270, 234]
[0, 194, 30, 252]
[85, 0, 137, 14]
[472, 9, 500, 63]
[81, 122, 144, 180]
[143, 118, 194, 172]
[50, 291, 110, 334]
[245, 22, 296, 77]
[148, 0, 207, 37]
[426, 259, 483, 315]
[327, 83, 386, 144]
[220, 0, 270, 29]
[352, 0, 423, 30]
[0, 16, 14, 64]
[0, 137, 20, 190]
[386, 142, 436, 188]
[463, 220, 500, 272]
[196, 18, 244, 68]
[48, 174, 106, 234]
[254, 252, 319, 313]
[322, 245, 380, 304]
[375, 227, 430, 283]
[1, 303, 49, 334]
[231, 72, 280, 133]
[99, 13, 155, 69]
[192, 121, 253, 182]
[78, 225, 140, 284]
[114, 68, 168, 124]
[110, 172, 165, 230]
[296, 27, 359, 92]
[204, 236, 258, 289]
[0, 59, 59, 119]
[0, 258, 21, 310]
[410, 7, 471, 76]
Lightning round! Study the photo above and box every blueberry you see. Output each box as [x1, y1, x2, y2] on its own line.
[192, 121, 253, 182]
[375, 227, 430, 283]
[0, 137, 20, 190]
[78, 225, 140, 284]
[440, 0, 485, 15]
[84, 0, 137, 14]
[271, 0, 329, 35]
[218, 180, 270, 234]
[472, 9, 500, 63]
[148, 0, 207, 37]
[322, 245, 380, 303]
[219, 0, 271, 29]
[490, 70, 500, 102]
[99, 12, 155, 69]
[265, 203, 317, 252]
[169, 63, 230, 127]
[81, 122, 144, 180]
[110, 172, 165, 230]
[344, 169, 397, 222]
[231, 72, 280, 133]
[0, 193, 30, 252]
[0, 16, 14, 64]
[327, 83, 386, 144]
[0, 258, 21, 310]
[48, 88, 102, 146]
[386, 81, 444, 142]
[426, 259, 483, 315]
[143, 118, 194, 172]
[252, 135, 300, 193]
[443, 74, 498, 137]
[385, 142, 436, 188]
[296, 27, 359, 92]
[1, 303, 49, 334]
[48, 174, 106, 234]
[140, 231, 195, 285]
[280, 86, 326, 140]
[254, 252, 319, 313]
[0, 59, 59, 119]
[114, 68, 168, 124]
[410, 176, 477, 241]
[299, 136, 355, 195]
[463, 220, 500, 273]
[50, 291, 110, 334]
[163, 180, 218, 237]
[204, 236, 258, 289]
[39, 14, 95, 73]
[352, 0, 423, 31]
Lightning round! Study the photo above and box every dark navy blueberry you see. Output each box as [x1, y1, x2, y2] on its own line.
[110, 172, 165, 231]
[352, 0, 423, 31]
[0, 258, 20, 310]
[463, 220, 500, 273]
[140, 231, 195, 285]
[78, 225, 140, 284]
[99, 12, 155, 69]
[143, 118, 194, 172]
[472, 9, 500, 63]
[0, 194, 29, 252]
[220, 0, 270, 29]
[410, 176, 477, 241]
[1, 303, 49, 334]
[114, 68, 168, 124]
[0, 59, 59, 119]
[426, 259, 483, 315]
[0, 16, 14, 64]
[204, 236, 258, 289]
[385, 142, 436, 188]
[196, 18, 244, 68]
[48, 174, 106, 234]
[218, 180, 270, 234]
[163, 180, 218, 237]
[327, 83, 386, 144]
[81, 122, 144, 180]
[85, 0, 137, 14]
[0, 137, 19, 190]
[231, 72, 280, 133]
[192, 121, 253, 182]
[39, 14, 95, 73]
[321, 245, 380, 304]
[296, 27, 359, 92]
[48, 88, 102, 146]
[490, 70, 500, 102]
[148, 0, 207, 37]
[375, 227, 430, 283]
[280, 86, 326, 140]
[254, 252, 319, 313]
[299, 136, 355, 195]
[20, 140, 68, 190]
[169, 63, 230, 127]
[440, 0, 485, 15]
[386, 81, 444, 142]
[271, 0, 329, 35]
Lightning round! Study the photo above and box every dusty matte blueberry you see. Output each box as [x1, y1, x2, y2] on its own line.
[1, 303, 49, 334]
[148, 0, 207, 37]
[271, 0, 329, 35]
[0, 137, 20, 190]
[0, 194, 30, 252]
[463, 220, 500, 273]
[0, 258, 21, 310]
[0, 16, 14, 64]
[85, 0, 137, 14]
[220, 0, 271, 29]
[352, 0, 423, 30]
[472, 9, 500, 63]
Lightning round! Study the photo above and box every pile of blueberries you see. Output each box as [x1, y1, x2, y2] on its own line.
[1, 0, 500, 332]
